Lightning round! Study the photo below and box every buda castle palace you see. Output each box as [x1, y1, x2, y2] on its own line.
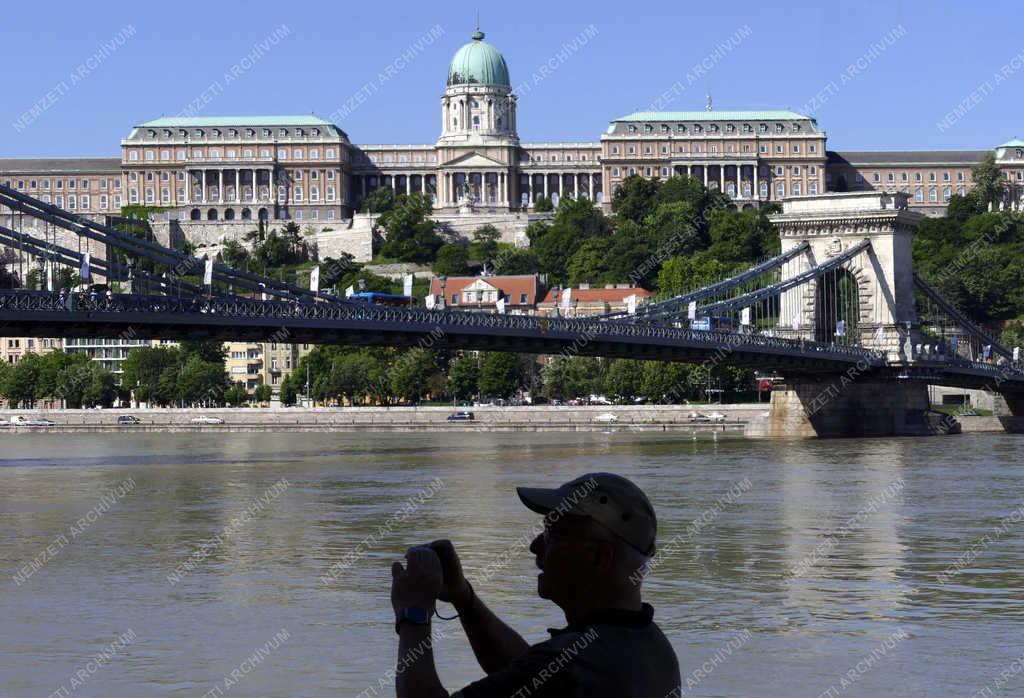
[4, 26, 1024, 261]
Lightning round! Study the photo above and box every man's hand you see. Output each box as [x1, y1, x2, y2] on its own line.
[429, 539, 474, 609]
[391, 545, 444, 615]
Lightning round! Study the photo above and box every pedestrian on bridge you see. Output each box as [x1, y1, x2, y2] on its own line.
[387, 472, 680, 697]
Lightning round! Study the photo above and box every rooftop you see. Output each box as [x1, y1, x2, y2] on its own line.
[611, 110, 815, 123]
[0, 157, 121, 172]
[828, 150, 987, 166]
[136, 115, 335, 128]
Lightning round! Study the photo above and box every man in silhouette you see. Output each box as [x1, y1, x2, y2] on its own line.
[390, 472, 681, 697]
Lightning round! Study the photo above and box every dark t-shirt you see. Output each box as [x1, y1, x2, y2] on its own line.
[454, 604, 680, 698]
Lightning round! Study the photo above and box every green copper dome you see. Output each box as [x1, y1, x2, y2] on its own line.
[447, 29, 510, 87]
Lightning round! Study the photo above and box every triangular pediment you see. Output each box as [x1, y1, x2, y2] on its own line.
[441, 151, 507, 169]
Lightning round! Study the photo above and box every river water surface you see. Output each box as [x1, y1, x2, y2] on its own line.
[2, 432, 1022, 697]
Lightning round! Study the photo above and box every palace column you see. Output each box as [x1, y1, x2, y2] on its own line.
[702, 165, 708, 188]
[588, 174, 594, 200]
[543, 173, 549, 198]
[753, 164, 759, 200]
[719, 166, 725, 195]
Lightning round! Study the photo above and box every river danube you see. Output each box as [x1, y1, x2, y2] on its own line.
[2, 432, 1022, 697]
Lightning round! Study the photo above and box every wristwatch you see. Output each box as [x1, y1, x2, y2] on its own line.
[395, 606, 432, 633]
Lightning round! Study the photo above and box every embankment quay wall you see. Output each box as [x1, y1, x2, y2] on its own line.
[0, 405, 763, 434]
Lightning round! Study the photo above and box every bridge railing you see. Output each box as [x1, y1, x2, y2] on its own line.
[0, 290, 887, 364]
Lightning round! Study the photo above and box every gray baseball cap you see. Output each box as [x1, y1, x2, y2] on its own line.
[517, 472, 657, 556]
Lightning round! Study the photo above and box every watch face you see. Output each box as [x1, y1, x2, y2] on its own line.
[403, 607, 430, 624]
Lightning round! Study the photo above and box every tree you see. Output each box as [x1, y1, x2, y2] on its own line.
[470, 225, 502, 268]
[4, 353, 43, 408]
[541, 356, 602, 400]
[433, 243, 470, 276]
[447, 355, 479, 401]
[640, 361, 695, 403]
[389, 348, 439, 403]
[566, 238, 612, 286]
[79, 364, 117, 408]
[253, 384, 274, 406]
[225, 381, 249, 407]
[478, 352, 518, 398]
[220, 239, 250, 269]
[377, 193, 442, 263]
[971, 152, 1007, 211]
[123, 346, 181, 406]
[180, 341, 227, 365]
[493, 247, 540, 276]
[177, 356, 227, 406]
[604, 360, 644, 402]
[611, 174, 661, 224]
[361, 187, 396, 214]
[279, 379, 298, 406]
[533, 195, 554, 212]
[0, 360, 10, 405]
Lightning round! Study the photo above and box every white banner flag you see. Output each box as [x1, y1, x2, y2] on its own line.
[203, 258, 213, 286]
[560, 288, 571, 312]
[46, 265, 53, 292]
[791, 315, 800, 330]
[687, 300, 697, 321]
[80, 252, 90, 281]
[740, 307, 751, 326]
[309, 266, 320, 292]
[835, 320, 846, 337]
[874, 326, 885, 344]
[1014, 346, 1020, 361]
[425, 294, 436, 309]
[496, 297, 506, 314]
[403, 274, 413, 297]
[260, 283, 267, 301]
[626, 294, 637, 315]
[344, 285, 355, 298]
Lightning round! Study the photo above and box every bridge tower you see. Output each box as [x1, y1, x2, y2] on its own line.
[771, 191, 924, 361]
[747, 191, 952, 438]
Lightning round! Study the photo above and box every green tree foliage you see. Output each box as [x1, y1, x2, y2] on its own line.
[433, 243, 470, 276]
[122, 342, 227, 407]
[493, 247, 541, 276]
[603, 359, 644, 401]
[970, 152, 1006, 211]
[528, 197, 612, 284]
[447, 355, 479, 401]
[541, 356, 604, 400]
[611, 175, 662, 224]
[3, 352, 43, 407]
[914, 210, 1024, 323]
[360, 187, 396, 214]
[377, 193, 442, 263]
[478, 352, 518, 398]
[390, 348, 440, 404]
[470, 224, 502, 267]
[533, 195, 554, 212]
[220, 239, 251, 269]
[122, 346, 181, 406]
[252, 223, 311, 268]
[225, 381, 249, 407]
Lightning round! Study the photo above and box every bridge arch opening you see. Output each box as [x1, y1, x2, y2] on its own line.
[815, 267, 860, 344]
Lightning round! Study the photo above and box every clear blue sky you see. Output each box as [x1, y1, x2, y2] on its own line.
[2, 0, 1022, 157]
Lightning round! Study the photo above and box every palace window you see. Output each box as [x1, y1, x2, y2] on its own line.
[792, 144, 801, 154]
[792, 166, 801, 175]
[743, 144, 751, 153]
[293, 149, 303, 159]
[68, 195, 77, 210]
[759, 123, 768, 132]
[727, 124, 735, 133]
[915, 188, 924, 202]
[612, 167, 620, 177]
[81, 195, 89, 209]
[611, 146, 620, 154]
[100, 195, 108, 209]
[628, 146, 636, 154]
[693, 124, 702, 133]
[776, 166, 784, 176]
[915, 172, 922, 182]
[809, 144, 817, 153]
[660, 124, 669, 133]
[710, 145, 718, 154]
[294, 186, 303, 201]
[710, 124, 719, 133]
[759, 144, 767, 153]
[129, 151, 138, 161]
[810, 166, 817, 175]
[645, 167, 652, 176]
[887, 173, 895, 182]
[743, 123, 753, 132]
[644, 146, 652, 154]
[628, 167, 636, 175]
[279, 129, 288, 136]
[676, 124, 686, 133]
[775, 145, 783, 154]
[326, 148, 335, 158]
[873, 173, 881, 182]
[793, 182, 802, 196]
[161, 188, 170, 203]
[628, 125, 638, 134]
[943, 171, 950, 181]
[809, 181, 818, 194]
[644, 124, 653, 133]
[130, 189, 139, 203]
[943, 187, 952, 201]
[929, 188, 938, 201]
[957, 171, 965, 181]
[326, 186, 335, 201]
[310, 187, 319, 202]
[660, 146, 668, 154]
[775, 123, 784, 132]
[776, 182, 785, 198]
[929, 172, 936, 181]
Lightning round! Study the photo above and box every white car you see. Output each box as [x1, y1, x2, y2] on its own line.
[687, 412, 711, 423]
[9, 416, 54, 427]
[707, 412, 726, 423]
[190, 416, 224, 425]
[594, 412, 619, 423]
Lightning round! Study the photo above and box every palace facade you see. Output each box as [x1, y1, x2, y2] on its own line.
[3, 27, 1024, 226]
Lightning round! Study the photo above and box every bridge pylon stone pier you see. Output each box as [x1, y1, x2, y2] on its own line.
[771, 191, 924, 362]
[992, 393, 1024, 433]
[747, 192, 959, 438]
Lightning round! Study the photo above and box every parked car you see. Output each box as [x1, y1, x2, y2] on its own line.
[688, 412, 711, 423]
[9, 415, 55, 427]
[117, 415, 143, 425]
[707, 412, 726, 423]
[594, 412, 619, 423]
[190, 416, 224, 425]
[446, 411, 475, 421]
